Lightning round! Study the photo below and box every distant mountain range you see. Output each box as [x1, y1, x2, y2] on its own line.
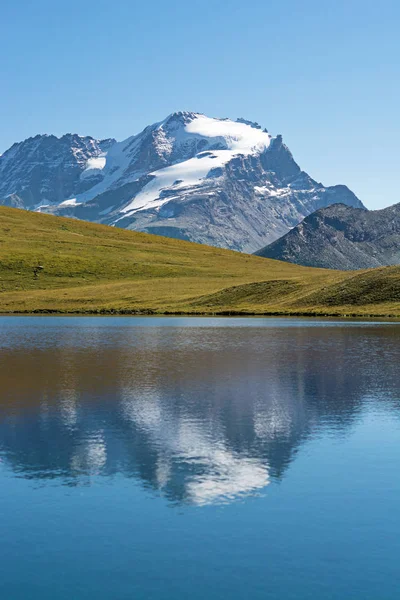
[256, 203, 400, 270]
[0, 112, 364, 252]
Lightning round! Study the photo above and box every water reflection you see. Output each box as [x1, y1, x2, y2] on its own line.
[0, 319, 399, 505]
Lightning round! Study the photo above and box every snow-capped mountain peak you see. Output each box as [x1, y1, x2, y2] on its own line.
[0, 112, 365, 252]
[65, 113, 274, 217]
[117, 113, 272, 215]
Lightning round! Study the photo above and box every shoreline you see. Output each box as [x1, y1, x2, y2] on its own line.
[1, 309, 400, 320]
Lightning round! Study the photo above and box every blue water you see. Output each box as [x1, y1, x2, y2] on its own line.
[0, 316, 399, 599]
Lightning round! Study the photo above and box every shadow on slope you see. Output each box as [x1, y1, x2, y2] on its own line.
[300, 266, 400, 307]
[191, 280, 301, 309]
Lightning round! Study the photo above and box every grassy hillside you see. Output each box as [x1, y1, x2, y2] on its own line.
[1, 206, 400, 316]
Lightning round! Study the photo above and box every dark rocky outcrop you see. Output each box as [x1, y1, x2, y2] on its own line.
[255, 203, 400, 269]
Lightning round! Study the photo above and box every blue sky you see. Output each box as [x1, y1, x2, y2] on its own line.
[1, 0, 399, 209]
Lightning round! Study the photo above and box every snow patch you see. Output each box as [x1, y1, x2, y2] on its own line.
[86, 156, 106, 170]
[186, 115, 270, 154]
[80, 155, 107, 179]
[59, 198, 82, 207]
[121, 152, 230, 213]
[254, 185, 290, 198]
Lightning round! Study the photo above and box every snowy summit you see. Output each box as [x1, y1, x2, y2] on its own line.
[119, 112, 272, 214]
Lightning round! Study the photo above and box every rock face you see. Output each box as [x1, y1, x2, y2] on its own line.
[0, 134, 116, 209]
[255, 203, 400, 270]
[0, 112, 364, 252]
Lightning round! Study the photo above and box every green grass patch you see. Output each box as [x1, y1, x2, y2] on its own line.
[1, 206, 400, 317]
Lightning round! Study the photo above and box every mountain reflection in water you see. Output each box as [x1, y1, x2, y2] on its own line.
[0, 317, 399, 506]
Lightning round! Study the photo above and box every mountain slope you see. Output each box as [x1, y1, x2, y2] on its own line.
[255, 203, 400, 269]
[0, 113, 364, 252]
[1, 207, 400, 317]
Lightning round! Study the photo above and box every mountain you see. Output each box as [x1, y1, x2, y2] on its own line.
[0, 112, 364, 252]
[0, 134, 116, 209]
[255, 203, 400, 269]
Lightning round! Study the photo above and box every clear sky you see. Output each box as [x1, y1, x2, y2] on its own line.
[1, 0, 399, 209]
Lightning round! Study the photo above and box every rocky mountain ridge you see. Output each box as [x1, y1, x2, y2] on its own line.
[0, 133, 115, 209]
[255, 203, 400, 269]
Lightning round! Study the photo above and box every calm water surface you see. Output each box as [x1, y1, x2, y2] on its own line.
[0, 316, 399, 599]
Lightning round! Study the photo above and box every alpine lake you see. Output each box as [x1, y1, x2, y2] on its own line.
[0, 316, 399, 600]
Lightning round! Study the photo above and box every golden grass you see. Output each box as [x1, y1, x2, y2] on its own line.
[1, 206, 400, 316]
